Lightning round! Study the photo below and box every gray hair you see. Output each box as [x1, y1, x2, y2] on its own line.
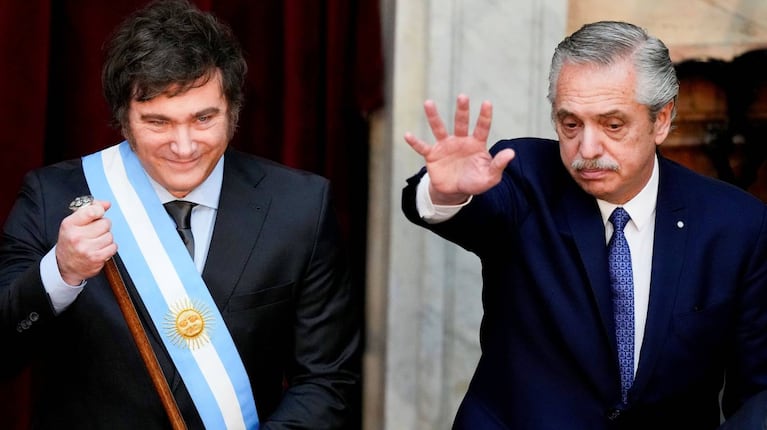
[547, 21, 678, 123]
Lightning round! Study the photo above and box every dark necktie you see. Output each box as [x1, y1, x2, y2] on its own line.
[608, 207, 634, 403]
[164, 200, 197, 259]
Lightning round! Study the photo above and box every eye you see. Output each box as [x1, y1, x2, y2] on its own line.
[149, 119, 167, 126]
[559, 118, 581, 131]
[197, 114, 211, 123]
[604, 120, 625, 132]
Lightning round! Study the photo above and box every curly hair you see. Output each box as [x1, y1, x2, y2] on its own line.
[102, 0, 247, 137]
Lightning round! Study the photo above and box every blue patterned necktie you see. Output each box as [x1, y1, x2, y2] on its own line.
[608, 207, 634, 403]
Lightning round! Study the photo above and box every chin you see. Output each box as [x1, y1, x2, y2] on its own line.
[580, 183, 614, 202]
[165, 182, 199, 198]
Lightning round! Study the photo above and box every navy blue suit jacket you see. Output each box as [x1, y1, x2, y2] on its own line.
[719, 389, 767, 429]
[402, 138, 767, 429]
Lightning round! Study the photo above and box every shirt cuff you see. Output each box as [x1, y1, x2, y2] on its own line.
[415, 172, 472, 224]
[41, 246, 86, 314]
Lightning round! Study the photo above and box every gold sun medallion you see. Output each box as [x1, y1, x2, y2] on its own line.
[164, 298, 214, 350]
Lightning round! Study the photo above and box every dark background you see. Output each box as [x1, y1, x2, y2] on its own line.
[0, 0, 383, 428]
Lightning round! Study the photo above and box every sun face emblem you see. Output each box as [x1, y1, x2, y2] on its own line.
[164, 298, 214, 350]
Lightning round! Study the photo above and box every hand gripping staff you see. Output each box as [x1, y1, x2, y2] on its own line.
[69, 195, 187, 430]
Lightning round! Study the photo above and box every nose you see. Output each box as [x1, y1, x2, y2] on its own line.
[579, 124, 603, 160]
[170, 125, 196, 157]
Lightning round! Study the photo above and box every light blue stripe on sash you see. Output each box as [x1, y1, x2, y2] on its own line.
[82, 142, 259, 429]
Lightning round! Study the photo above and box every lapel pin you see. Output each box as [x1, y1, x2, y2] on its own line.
[676, 220, 684, 229]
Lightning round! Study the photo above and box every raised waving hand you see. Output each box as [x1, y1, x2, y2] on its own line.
[404, 94, 515, 205]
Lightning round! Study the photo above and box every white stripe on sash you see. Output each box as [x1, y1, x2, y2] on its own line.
[83, 142, 259, 429]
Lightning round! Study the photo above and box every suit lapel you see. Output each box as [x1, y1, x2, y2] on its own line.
[630, 158, 688, 397]
[202, 152, 271, 306]
[559, 183, 616, 350]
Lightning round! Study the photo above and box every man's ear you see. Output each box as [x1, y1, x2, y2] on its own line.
[653, 100, 674, 145]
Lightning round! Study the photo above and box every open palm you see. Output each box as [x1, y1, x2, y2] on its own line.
[404, 94, 515, 204]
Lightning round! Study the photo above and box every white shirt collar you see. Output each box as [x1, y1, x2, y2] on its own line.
[596, 154, 659, 231]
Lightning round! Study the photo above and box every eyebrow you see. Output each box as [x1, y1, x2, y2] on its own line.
[555, 109, 625, 120]
[555, 109, 573, 121]
[139, 107, 222, 122]
[597, 110, 627, 121]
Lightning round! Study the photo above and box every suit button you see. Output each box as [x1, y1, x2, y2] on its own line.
[607, 408, 622, 421]
[20, 319, 31, 329]
[29, 312, 39, 322]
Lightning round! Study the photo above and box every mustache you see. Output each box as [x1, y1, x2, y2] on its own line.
[571, 158, 619, 171]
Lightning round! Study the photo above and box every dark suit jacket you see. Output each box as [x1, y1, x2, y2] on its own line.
[719, 390, 767, 430]
[0, 147, 360, 429]
[402, 138, 767, 430]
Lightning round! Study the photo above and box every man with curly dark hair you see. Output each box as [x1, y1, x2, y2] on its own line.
[0, 1, 360, 428]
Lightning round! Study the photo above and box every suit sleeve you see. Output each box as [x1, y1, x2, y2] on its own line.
[0, 169, 66, 378]
[262, 180, 361, 430]
[401, 162, 525, 256]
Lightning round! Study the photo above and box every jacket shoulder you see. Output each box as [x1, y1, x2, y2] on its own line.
[224, 149, 330, 189]
[490, 137, 559, 157]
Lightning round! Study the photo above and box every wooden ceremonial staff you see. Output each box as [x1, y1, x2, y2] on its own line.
[70, 196, 187, 430]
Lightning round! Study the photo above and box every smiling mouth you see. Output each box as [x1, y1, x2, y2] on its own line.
[168, 158, 198, 167]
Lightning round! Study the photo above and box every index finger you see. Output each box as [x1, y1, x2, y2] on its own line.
[472, 100, 493, 143]
[69, 198, 109, 225]
[424, 100, 449, 141]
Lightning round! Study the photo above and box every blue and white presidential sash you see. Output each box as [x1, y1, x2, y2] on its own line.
[82, 141, 259, 429]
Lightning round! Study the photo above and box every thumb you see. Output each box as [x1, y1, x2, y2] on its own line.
[489, 148, 515, 175]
